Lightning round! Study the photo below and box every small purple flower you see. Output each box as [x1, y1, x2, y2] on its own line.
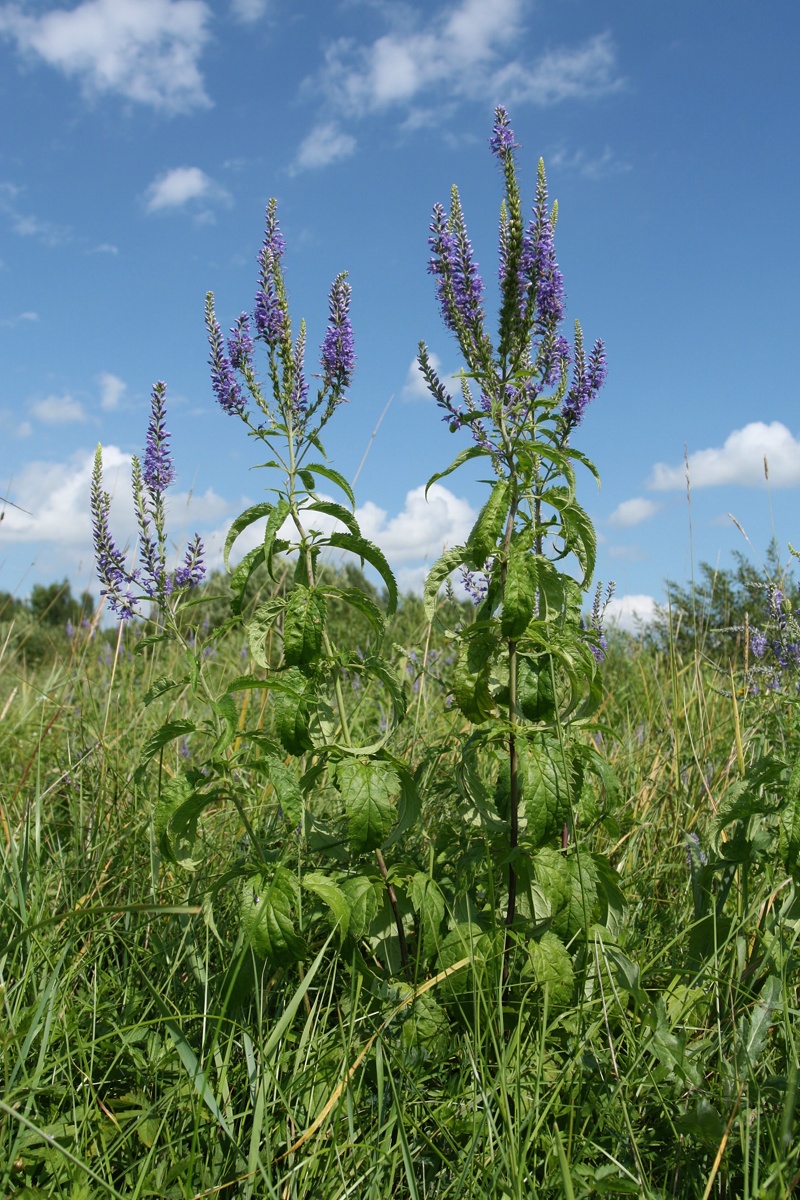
[143, 381, 175, 497]
[489, 106, 517, 160]
[227, 313, 254, 371]
[174, 534, 205, 590]
[206, 294, 247, 416]
[320, 272, 355, 389]
[290, 324, 308, 417]
[562, 329, 607, 427]
[254, 199, 288, 347]
[586, 580, 615, 664]
[91, 445, 138, 619]
[428, 195, 486, 341]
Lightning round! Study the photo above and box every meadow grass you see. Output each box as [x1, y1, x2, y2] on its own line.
[2, 578, 799, 1200]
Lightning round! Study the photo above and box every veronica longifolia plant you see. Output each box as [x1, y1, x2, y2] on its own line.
[421, 107, 619, 987]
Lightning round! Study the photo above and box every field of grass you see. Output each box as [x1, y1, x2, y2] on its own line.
[2, 566, 799, 1200]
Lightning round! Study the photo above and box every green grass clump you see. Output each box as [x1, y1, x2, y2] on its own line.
[2, 580, 800, 1200]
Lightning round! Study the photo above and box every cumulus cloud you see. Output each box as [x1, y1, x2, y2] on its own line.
[313, 1, 621, 122]
[290, 122, 357, 174]
[98, 371, 126, 411]
[608, 497, 660, 528]
[0, 0, 211, 114]
[144, 165, 229, 213]
[649, 422, 800, 490]
[606, 593, 657, 632]
[33, 394, 86, 424]
[357, 484, 476, 563]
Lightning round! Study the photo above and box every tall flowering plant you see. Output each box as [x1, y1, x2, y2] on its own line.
[421, 107, 619, 991]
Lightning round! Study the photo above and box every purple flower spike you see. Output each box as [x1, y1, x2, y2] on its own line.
[143, 381, 175, 497]
[428, 194, 486, 340]
[206, 293, 247, 416]
[290, 323, 308, 417]
[254, 199, 288, 348]
[489, 106, 517, 160]
[227, 313, 254, 371]
[175, 534, 205, 589]
[562, 328, 606, 427]
[321, 272, 355, 389]
[91, 445, 138, 619]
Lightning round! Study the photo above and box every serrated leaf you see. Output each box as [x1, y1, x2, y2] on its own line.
[465, 478, 510, 568]
[532, 845, 573, 915]
[273, 668, 313, 755]
[229, 545, 265, 615]
[738, 974, 782, 1074]
[337, 758, 399, 852]
[304, 499, 361, 539]
[453, 632, 498, 723]
[423, 544, 468, 621]
[409, 873, 446, 961]
[425, 445, 490, 496]
[302, 871, 350, 939]
[321, 586, 385, 638]
[223, 501, 274, 572]
[384, 762, 421, 845]
[134, 632, 173, 655]
[283, 586, 326, 666]
[561, 497, 597, 585]
[247, 597, 287, 668]
[263, 497, 291, 578]
[210, 693, 239, 755]
[239, 867, 306, 964]
[527, 931, 574, 1006]
[518, 656, 556, 722]
[142, 674, 187, 707]
[531, 556, 567, 622]
[326, 533, 397, 615]
[135, 719, 196, 784]
[260, 755, 303, 825]
[154, 773, 216, 870]
[501, 544, 536, 638]
[339, 875, 381, 940]
[303, 461, 355, 509]
[552, 851, 599, 941]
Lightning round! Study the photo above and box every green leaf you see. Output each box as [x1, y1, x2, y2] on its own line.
[738, 974, 782, 1074]
[423, 544, 468, 621]
[239, 867, 306, 965]
[259, 755, 303, 826]
[247, 597, 287, 668]
[339, 874, 381, 940]
[223, 501, 274, 572]
[229, 545, 265, 615]
[302, 871, 350, 939]
[465, 477, 510, 568]
[304, 499, 361, 539]
[501, 544, 536, 638]
[552, 851, 599, 941]
[561, 497, 597, 585]
[517, 656, 556, 722]
[273, 668, 313, 755]
[142, 674, 187, 707]
[303, 461, 356, 509]
[154, 773, 216, 870]
[321, 585, 385, 638]
[425, 445, 490, 496]
[530, 556, 567, 622]
[527, 931, 574, 1007]
[453, 631, 498, 724]
[134, 632, 173, 655]
[210, 693, 239, 756]
[135, 719, 196, 784]
[263, 497, 291, 578]
[337, 758, 400, 852]
[531, 845, 573, 917]
[325, 533, 398, 615]
[409, 873, 446, 961]
[283, 586, 326, 666]
[384, 760, 421, 845]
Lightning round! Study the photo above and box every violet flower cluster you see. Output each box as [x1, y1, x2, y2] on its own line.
[585, 580, 616, 664]
[205, 197, 355, 438]
[92, 382, 205, 619]
[746, 584, 800, 693]
[420, 105, 606, 448]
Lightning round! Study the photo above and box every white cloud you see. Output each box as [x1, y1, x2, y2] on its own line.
[548, 144, 630, 180]
[0, 181, 70, 245]
[649, 422, 800, 490]
[606, 593, 657, 632]
[230, 0, 267, 22]
[357, 483, 476, 563]
[290, 122, 357, 174]
[313, 2, 621, 124]
[0, 0, 211, 114]
[144, 165, 229, 212]
[33, 394, 86, 424]
[98, 371, 126, 411]
[608, 497, 660, 528]
[92, 242, 118, 255]
[492, 32, 623, 106]
[402, 353, 465, 402]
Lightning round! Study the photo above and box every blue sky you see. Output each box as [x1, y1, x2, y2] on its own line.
[2, 0, 800, 629]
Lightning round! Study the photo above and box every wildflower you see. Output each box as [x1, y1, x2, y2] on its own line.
[489, 106, 518, 160]
[320, 272, 355, 389]
[227, 313, 254, 371]
[586, 580, 615, 663]
[174, 533, 206, 590]
[428, 194, 486, 344]
[206, 294, 246, 416]
[290, 322, 308, 417]
[143, 381, 175, 496]
[91, 445, 138, 619]
[562, 327, 606, 427]
[254, 199, 288, 347]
